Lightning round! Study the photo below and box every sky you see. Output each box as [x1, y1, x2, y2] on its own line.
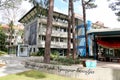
[53, 0, 120, 28]
[0, 0, 120, 28]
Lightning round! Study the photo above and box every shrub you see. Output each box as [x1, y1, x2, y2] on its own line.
[50, 50, 59, 60]
[55, 57, 81, 65]
[30, 52, 38, 56]
[30, 49, 44, 56]
[0, 51, 7, 56]
[37, 49, 44, 56]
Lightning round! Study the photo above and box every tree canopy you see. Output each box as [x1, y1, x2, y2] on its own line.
[0, 0, 26, 24]
[108, 0, 120, 21]
[0, 0, 22, 9]
[0, 26, 7, 51]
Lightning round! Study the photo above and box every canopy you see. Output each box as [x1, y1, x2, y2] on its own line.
[97, 40, 120, 49]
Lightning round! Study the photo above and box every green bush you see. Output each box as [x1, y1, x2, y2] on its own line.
[50, 50, 59, 60]
[0, 51, 7, 56]
[30, 52, 38, 56]
[55, 57, 81, 65]
[30, 49, 45, 56]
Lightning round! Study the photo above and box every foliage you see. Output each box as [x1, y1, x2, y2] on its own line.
[108, 0, 120, 21]
[50, 50, 59, 60]
[17, 30, 24, 36]
[8, 21, 14, 54]
[36, 48, 45, 56]
[0, 0, 22, 9]
[0, 51, 7, 56]
[28, 0, 48, 8]
[55, 57, 81, 65]
[0, 0, 26, 23]
[0, 27, 7, 52]
[30, 49, 59, 60]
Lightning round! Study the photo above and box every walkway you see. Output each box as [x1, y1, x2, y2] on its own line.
[0, 55, 30, 77]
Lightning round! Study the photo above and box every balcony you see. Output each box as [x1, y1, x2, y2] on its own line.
[38, 28, 67, 38]
[37, 41, 73, 49]
[39, 17, 68, 27]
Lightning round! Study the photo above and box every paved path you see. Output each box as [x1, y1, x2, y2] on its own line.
[0, 55, 44, 77]
[0, 63, 30, 77]
[0, 55, 30, 77]
[97, 61, 120, 69]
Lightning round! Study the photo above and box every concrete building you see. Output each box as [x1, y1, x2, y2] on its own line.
[19, 6, 82, 55]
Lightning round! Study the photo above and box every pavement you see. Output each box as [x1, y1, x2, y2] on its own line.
[0, 55, 31, 77]
[0, 54, 45, 77]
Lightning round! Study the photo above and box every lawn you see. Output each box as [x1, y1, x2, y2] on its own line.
[0, 51, 7, 56]
[0, 70, 80, 80]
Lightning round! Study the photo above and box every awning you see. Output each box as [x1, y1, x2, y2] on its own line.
[97, 40, 120, 49]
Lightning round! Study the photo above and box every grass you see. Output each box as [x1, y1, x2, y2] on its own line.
[0, 70, 80, 80]
[0, 51, 7, 56]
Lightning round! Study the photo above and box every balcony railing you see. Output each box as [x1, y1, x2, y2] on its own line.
[38, 28, 67, 38]
[37, 41, 73, 48]
[39, 17, 68, 27]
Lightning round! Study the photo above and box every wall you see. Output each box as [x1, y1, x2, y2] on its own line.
[24, 61, 120, 80]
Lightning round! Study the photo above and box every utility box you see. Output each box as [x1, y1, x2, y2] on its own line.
[85, 60, 97, 68]
[16, 44, 29, 57]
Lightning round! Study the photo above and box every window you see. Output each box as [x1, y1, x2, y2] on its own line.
[60, 38, 64, 42]
[42, 36, 46, 41]
[33, 48, 35, 52]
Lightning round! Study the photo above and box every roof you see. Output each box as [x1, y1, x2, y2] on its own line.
[87, 28, 120, 36]
[18, 6, 68, 23]
[18, 6, 83, 23]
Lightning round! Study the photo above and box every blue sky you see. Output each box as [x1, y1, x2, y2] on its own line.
[54, 0, 82, 14]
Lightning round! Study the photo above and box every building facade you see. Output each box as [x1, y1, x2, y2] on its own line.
[19, 6, 82, 55]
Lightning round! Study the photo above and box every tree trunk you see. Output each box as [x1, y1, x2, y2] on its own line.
[67, 0, 72, 58]
[82, 0, 89, 57]
[71, 0, 76, 59]
[8, 21, 14, 54]
[44, 0, 54, 63]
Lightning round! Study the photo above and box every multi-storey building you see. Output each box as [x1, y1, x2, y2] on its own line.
[1, 24, 24, 46]
[19, 6, 82, 55]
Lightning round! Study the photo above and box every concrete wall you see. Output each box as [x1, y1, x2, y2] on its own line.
[24, 61, 120, 80]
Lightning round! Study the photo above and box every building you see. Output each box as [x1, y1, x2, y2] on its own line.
[88, 27, 120, 61]
[19, 6, 82, 55]
[0, 24, 24, 46]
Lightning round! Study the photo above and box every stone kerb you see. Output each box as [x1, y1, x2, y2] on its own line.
[24, 61, 120, 80]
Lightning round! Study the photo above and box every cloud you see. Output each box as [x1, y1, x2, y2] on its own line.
[86, 0, 120, 28]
